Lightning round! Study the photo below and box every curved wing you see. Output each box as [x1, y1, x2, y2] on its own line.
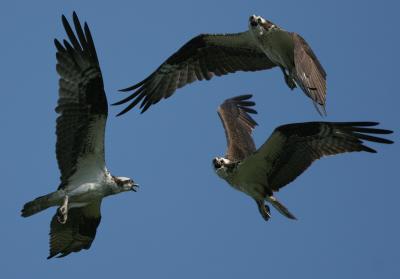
[292, 33, 327, 115]
[48, 201, 101, 259]
[217, 95, 258, 162]
[114, 32, 276, 115]
[243, 122, 393, 191]
[54, 12, 107, 187]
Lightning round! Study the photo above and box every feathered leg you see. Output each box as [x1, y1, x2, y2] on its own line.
[255, 199, 271, 221]
[280, 66, 296, 90]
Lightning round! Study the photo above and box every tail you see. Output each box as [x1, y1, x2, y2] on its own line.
[267, 196, 297, 220]
[21, 192, 59, 217]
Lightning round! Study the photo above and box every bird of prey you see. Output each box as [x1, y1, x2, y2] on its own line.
[21, 12, 138, 259]
[213, 95, 393, 221]
[113, 15, 326, 115]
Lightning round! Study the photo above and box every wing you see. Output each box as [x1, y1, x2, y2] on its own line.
[217, 95, 258, 162]
[48, 201, 102, 259]
[55, 12, 107, 188]
[113, 32, 276, 115]
[244, 122, 393, 191]
[292, 33, 327, 115]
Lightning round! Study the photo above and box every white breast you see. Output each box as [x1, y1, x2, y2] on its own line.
[63, 160, 113, 206]
[218, 163, 268, 200]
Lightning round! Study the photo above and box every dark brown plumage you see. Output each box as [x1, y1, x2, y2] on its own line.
[55, 12, 107, 188]
[113, 32, 275, 115]
[50, 12, 106, 258]
[292, 33, 326, 112]
[214, 94, 393, 220]
[217, 95, 258, 162]
[48, 202, 101, 259]
[263, 122, 393, 191]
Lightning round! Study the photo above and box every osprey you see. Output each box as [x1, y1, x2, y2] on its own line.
[21, 12, 138, 259]
[213, 95, 393, 221]
[114, 15, 326, 115]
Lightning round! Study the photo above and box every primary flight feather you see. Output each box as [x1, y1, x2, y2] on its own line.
[213, 95, 393, 221]
[21, 12, 138, 259]
[114, 15, 326, 115]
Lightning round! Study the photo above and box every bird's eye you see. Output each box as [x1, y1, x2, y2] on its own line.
[257, 18, 262, 24]
[213, 159, 220, 168]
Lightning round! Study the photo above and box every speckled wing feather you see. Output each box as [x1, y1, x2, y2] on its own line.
[48, 201, 101, 259]
[217, 95, 258, 162]
[54, 12, 107, 188]
[258, 122, 393, 191]
[114, 32, 276, 115]
[292, 33, 327, 115]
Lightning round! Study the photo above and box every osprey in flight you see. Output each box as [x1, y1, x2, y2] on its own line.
[114, 15, 326, 115]
[21, 13, 138, 259]
[213, 95, 393, 221]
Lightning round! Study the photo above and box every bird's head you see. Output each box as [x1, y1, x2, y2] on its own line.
[248, 15, 278, 35]
[212, 157, 227, 169]
[213, 156, 230, 170]
[112, 176, 139, 193]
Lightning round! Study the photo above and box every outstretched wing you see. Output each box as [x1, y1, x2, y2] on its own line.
[243, 122, 393, 191]
[48, 201, 102, 259]
[292, 33, 327, 115]
[54, 12, 107, 188]
[114, 32, 276, 115]
[217, 95, 258, 162]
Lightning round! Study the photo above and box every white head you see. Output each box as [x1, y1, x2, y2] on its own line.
[112, 176, 138, 193]
[248, 15, 278, 36]
[212, 157, 233, 179]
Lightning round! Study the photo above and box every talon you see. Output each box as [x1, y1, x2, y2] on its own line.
[256, 200, 271, 222]
[285, 76, 296, 90]
[280, 66, 296, 90]
[57, 211, 67, 224]
[57, 195, 69, 224]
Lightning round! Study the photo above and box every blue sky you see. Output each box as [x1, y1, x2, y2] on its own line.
[1, 0, 399, 278]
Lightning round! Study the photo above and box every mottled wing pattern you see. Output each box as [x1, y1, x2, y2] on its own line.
[258, 122, 393, 191]
[292, 33, 327, 115]
[217, 95, 258, 162]
[48, 201, 102, 259]
[114, 32, 276, 115]
[54, 12, 107, 188]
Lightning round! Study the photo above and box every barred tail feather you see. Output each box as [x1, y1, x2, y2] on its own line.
[21, 192, 59, 217]
[267, 196, 297, 220]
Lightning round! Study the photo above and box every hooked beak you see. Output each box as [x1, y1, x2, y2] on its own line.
[213, 158, 222, 169]
[131, 183, 139, 192]
[249, 15, 258, 27]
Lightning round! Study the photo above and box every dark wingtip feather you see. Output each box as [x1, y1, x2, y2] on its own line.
[232, 94, 258, 116]
[115, 102, 137, 116]
[141, 102, 152, 113]
[119, 86, 137, 92]
[115, 109, 128, 117]
[242, 107, 258, 114]
[111, 92, 138, 106]
[351, 127, 393, 135]
[118, 78, 150, 92]
[360, 145, 377, 153]
[54, 39, 64, 51]
[61, 14, 68, 25]
[337, 121, 379, 127]
[72, 11, 78, 20]
[234, 94, 253, 101]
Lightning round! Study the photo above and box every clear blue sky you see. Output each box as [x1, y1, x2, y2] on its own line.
[1, 0, 399, 278]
